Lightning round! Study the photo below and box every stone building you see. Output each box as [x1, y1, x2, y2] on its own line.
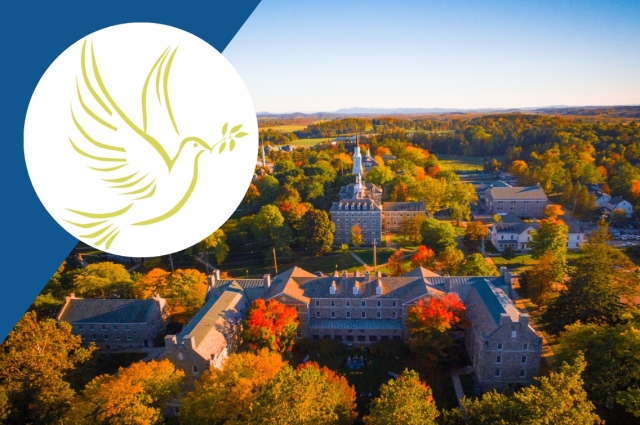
[484, 185, 548, 218]
[331, 196, 383, 245]
[381, 201, 427, 233]
[57, 294, 166, 351]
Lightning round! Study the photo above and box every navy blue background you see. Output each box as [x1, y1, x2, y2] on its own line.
[0, 0, 262, 342]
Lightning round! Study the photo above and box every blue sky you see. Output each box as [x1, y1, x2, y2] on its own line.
[224, 0, 640, 113]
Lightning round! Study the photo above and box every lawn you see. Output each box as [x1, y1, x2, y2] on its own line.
[290, 138, 332, 147]
[438, 155, 486, 172]
[290, 341, 460, 416]
[353, 247, 396, 267]
[261, 124, 307, 133]
[391, 234, 421, 250]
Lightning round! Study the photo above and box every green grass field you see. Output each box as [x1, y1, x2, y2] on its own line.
[438, 155, 486, 172]
[261, 124, 307, 133]
[290, 138, 332, 147]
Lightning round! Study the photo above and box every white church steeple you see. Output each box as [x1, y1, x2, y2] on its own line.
[352, 136, 363, 175]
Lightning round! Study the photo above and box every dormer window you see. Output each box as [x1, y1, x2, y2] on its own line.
[353, 285, 359, 295]
[330, 282, 336, 295]
[338, 204, 342, 210]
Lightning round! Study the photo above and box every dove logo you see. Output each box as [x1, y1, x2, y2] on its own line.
[24, 23, 258, 257]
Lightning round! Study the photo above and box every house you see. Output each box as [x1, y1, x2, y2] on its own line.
[489, 213, 585, 252]
[484, 185, 548, 218]
[595, 192, 612, 208]
[185, 266, 541, 389]
[604, 197, 634, 218]
[57, 294, 166, 351]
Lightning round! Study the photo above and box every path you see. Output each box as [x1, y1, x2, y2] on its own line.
[451, 365, 475, 408]
[194, 253, 216, 273]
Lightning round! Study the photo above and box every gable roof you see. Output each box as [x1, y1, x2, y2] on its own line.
[58, 298, 159, 324]
[265, 267, 318, 303]
[487, 186, 548, 200]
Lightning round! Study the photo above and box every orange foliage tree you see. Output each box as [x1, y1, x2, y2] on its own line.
[411, 246, 436, 269]
[388, 249, 407, 276]
[630, 180, 640, 199]
[543, 204, 565, 218]
[241, 299, 299, 352]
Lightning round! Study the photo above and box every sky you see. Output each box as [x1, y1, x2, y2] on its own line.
[224, 0, 640, 113]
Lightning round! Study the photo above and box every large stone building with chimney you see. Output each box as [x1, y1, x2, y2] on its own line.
[330, 140, 426, 246]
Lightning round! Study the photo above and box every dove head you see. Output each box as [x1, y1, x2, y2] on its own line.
[182, 137, 212, 153]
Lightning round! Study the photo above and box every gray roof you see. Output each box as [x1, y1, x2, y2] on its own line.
[213, 279, 268, 300]
[487, 186, 548, 200]
[382, 202, 425, 211]
[607, 197, 627, 207]
[59, 298, 158, 324]
[309, 319, 403, 330]
[464, 278, 520, 336]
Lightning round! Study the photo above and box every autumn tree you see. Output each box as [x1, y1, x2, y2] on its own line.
[442, 355, 603, 425]
[437, 247, 464, 275]
[249, 362, 357, 425]
[519, 250, 564, 307]
[241, 298, 299, 352]
[72, 261, 134, 298]
[350, 223, 363, 246]
[406, 294, 466, 360]
[407, 215, 427, 245]
[613, 208, 628, 223]
[420, 218, 457, 253]
[529, 217, 568, 270]
[464, 221, 488, 242]
[196, 229, 229, 270]
[543, 204, 564, 219]
[299, 209, 335, 256]
[364, 369, 438, 425]
[387, 249, 407, 276]
[411, 246, 436, 270]
[509, 160, 530, 185]
[179, 350, 286, 424]
[447, 183, 477, 226]
[366, 165, 395, 186]
[66, 360, 183, 425]
[135, 268, 206, 317]
[0, 312, 96, 424]
[459, 253, 499, 276]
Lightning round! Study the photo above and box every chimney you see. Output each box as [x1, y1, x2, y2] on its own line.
[375, 280, 382, 295]
[342, 270, 348, 281]
[500, 313, 512, 326]
[364, 270, 370, 281]
[353, 282, 360, 295]
[164, 334, 177, 346]
[263, 274, 271, 288]
[444, 274, 452, 292]
[376, 271, 382, 277]
[519, 313, 530, 326]
[500, 267, 512, 284]
[330, 281, 337, 295]
[207, 274, 216, 290]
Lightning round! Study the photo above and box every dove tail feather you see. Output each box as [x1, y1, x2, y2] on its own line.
[71, 105, 125, 152]
[81, 40, 112, 116]
[142, 47, 171, 133]
[66, 203, 133, 219]
[89, 164, 128, 172]
[163, 47, 180, 135]
[122, 179, 156, 196]
[134, 183, 157, 200]
[102, 171, 140, 184]
[80, 224, 113, 239]
[110, 174, 149, 189]
[105, 230, 120, 250]
[64, 219, 108, 229]
[69, 138, 126, 162]
[96, 227, 118, 247]
[156, 49, 170, 104]
[76, 80, 117, 131]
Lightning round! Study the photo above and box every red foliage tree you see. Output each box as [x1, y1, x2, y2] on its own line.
[406, 294, 465, 333]
[242, 299, 299, 352]
[387, 249, 406, 276]
[411, 246, 436, 269]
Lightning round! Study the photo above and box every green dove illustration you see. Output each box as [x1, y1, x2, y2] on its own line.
[66, 40, 247, 249]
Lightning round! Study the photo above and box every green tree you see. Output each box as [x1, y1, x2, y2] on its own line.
[350, 223, 363, 246]
[502, 246, 516, 263]
[0, 312, 96, 424]
[364, 369, 438, 425]
[253, 204, 292, 250]
[612, 208, 628, 223]
[442, 355, 603, 425]
[66, 360, 183, 425]
[299, 209, 335, 255]
[437, 247, 464, 275]
[459, 253, 499, 276]
[249, 362, 357, 425]
[411, 177, 448, 215]
[420, 218, 457, 253]
[196, 229, 229, 271]
[529, 217, 568, 268]
[447, 183, 477, 226]
[72, 262, 134, 298]
[366, 165, 395, 186]
[519, 250, 564, 307]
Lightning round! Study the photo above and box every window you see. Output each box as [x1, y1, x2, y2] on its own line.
[104, 335, 109, 340]
[369, 336, 378, 342]
[497, 342, 503, 350]
[361, 301, 366, 307]
[174, 406, 180, 414]
[494, 369, 501, 377]
[519, 369, 526, 378]
[392, 312, 397, 319]
[346, 335, 354, 342]
[330, 300, 335, 307]
[331, 311, 336, 318]
[346, 301, 351, 307]
[357, 335, 366, 341]
[361, 311, 366, 318]
[102, 325, 106, 330]
[521, 356, 527, 364]
[392, 301, 397, 307]
[192, 365, 198, 373]
[376, 312, 381, 318]
[315, 311, 320, 318]
[78, 325, 84, 330]
[90, 325, 94, 330]
[496, 355, 502, 364]
[346, 312, 351, 318]
[377, 301, 381, 307]
[125, 325, 130, 330]
[127, 334, 132, 340]
[296, 330, 302, 338]
[114, 325, 118, 330]
[315, 300, 320, 306]
[116, 334, 121, 340]
[335, 335, 342, 341]
[92, 335, 97, 340]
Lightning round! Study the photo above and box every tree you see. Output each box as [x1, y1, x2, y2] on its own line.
[556, 322, 640, 416]
[299, 209, 335, 256]
[464, 221, 488, 242]
[447, 183, 477, 226]
[411, 246, 436, 269]
[442, 355, 603, 425]
[339, 243, 350, 254]
[390, 180, 409, 202]
[196, 229, 229, 269]
[179, 350, 286, 424]
[364, 369, 438, 425]
[136, 268, 206, 318]
[72, 262, 133, 298]
[502, 246, 516, 263]
[253, 204, 289, 249]
[613, 208, 628, 223]
[249, 362, 357, 425]
[407, 215, 427, 245]
[366, 165, 395, 186]
[543, 241, 637, 334]
[529, 217, 568, 265]
[459, 253, 499, 276]
[406, 294, 466, 360]
[66, 360, 183, 425]
[493, 214, 502, 223]
[350, 223, 363, 246]
[135, 267, 170, 299]
[509, 160, 530, 185]
[543, 204, 564, 219]
[437, 247, 464, 275]
[561, 180, 574, 204]
[412, 177, 448, 215]
[519, 250, 564, 307]
[387, 249, 407, 276]
[0, 312, 96, 424]
[420, 218, 457, 253]
[241, 298, 299, 352]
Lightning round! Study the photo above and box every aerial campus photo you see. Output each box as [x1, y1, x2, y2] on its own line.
[4, 1, 640, 424]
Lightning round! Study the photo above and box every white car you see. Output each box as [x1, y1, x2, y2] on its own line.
[621, 235, 628, 240]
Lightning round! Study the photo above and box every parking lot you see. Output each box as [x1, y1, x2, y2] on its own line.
[609, 223, 640, 247]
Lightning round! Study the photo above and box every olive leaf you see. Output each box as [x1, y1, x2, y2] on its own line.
[230, 124, 243, 134]
[235, 132, 248, 138]
[222, 122, 228, 136]
[219, 142, 226, 153]
[230, 139, 236, 151]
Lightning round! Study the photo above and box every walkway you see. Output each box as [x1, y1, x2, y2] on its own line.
[451, 365, 475, 408]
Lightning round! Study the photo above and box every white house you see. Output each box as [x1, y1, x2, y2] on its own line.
[595, 192, 612, 209]
[489, 213, 585, 252]
[604, 197, 634, 218]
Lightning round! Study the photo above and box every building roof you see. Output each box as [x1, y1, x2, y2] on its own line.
[607, 197, 629, 207]
[213, 279, 267, 300]
[331, 198, 382, 212]
[493, 215, 584, 235]
[487, 186, 548, 200]
[382, 202, 426, 212]
[58, 298, 159, 324]
[265, 266, 318, 303]
[464, 278, 520, 336]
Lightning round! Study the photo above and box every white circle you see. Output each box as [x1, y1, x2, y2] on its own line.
[24, 23, 258, 257]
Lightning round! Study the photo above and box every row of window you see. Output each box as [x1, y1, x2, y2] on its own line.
[316, 300, 398, 307]
[337, 232, 377, 238]
[78, 324, 146, 331]
[316, 311, 398, 319]
[496, 355, 528, 364]
[494, 368, 528, 378]
[87, 334, 135, 341]
[496, 200, 544, 204]
[337, 219, 375, 225]
[491, 342, 530, 351]
[337, 203, 375, 210]
[312, 334, 402, 342]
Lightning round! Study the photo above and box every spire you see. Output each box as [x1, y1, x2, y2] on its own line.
[352, 134, 363, 175]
